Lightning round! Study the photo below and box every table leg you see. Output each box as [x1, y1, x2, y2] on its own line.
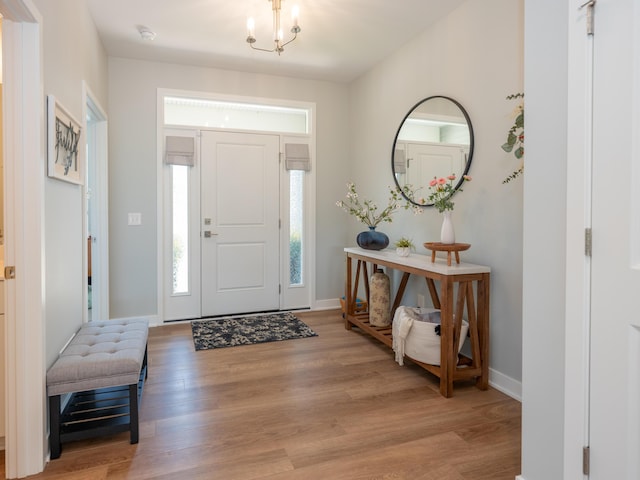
[477, 274, 491, 390]
[363, 262, 370, 300]
[425, 278, 441, 309]
[439, 278, 455, 398]
[344, 254, 353, 329]
[49, 394, 62, 459]
[391, 272, 411, 313]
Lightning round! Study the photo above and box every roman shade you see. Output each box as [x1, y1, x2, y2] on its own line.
[284, 143, 311, 171]
[394, 149, 406, 173]
[165, 136, 195, 166]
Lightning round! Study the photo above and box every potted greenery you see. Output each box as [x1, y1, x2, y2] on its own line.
[394, 237, 415, 257]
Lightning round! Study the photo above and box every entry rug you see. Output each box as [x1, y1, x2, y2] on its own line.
[191, 312, 317, 351]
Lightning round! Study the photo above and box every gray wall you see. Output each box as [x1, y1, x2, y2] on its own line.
[107, 58, 350, 318]
[520, 0, 568, 478]
[348, 0, 524, 389]
[12, 0, 575, 475]
[28, 0, 527, 402]
[32, 0, 109, 367]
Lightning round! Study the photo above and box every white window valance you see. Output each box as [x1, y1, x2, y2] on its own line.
[284, 143, 311, 171]
[165, 136, 195, 166]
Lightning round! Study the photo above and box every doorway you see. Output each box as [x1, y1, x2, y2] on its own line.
[83, 85, 109, 322]
[1, 1, 47, 476]
[586, 0, 640, 477]
[564, 0, 640, 478]
[0, 18, 4, 454]
[159, 91, 316, 322]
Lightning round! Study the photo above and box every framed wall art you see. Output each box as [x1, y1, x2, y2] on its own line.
[47, 95, 83, 185]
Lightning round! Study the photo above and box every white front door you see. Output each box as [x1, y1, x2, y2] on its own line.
[589, 0, 640, 477]
[200, 131, 280, 316]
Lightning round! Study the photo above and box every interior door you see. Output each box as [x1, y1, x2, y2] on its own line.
[589, 0, 640, 477]
[405, 142, 467, 189]
[200, 131, 280, 316]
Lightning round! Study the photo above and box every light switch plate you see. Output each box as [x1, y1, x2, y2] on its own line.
[128, 213, 142, 226]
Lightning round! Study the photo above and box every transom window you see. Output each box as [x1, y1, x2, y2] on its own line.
[164, 97, 309, 134]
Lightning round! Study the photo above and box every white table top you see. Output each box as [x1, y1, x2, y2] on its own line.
[344, 247, 490, 275]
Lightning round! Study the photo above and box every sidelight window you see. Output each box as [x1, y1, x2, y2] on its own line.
[172, 165, 190, 295]
[289, 170, 304, 286]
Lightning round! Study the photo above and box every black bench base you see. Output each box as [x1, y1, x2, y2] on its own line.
[49, 354, 147, 459]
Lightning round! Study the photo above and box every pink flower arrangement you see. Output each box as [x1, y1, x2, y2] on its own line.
[427, 174, 472, 213]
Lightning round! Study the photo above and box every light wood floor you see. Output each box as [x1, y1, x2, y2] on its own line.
[5, 309, 521, 480]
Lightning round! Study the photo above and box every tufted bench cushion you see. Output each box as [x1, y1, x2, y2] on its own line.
[47, 319, 149, 396]
[46, 318, 149, 459]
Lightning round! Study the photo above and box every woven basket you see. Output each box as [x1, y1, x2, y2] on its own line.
[393, 306, 468, 366]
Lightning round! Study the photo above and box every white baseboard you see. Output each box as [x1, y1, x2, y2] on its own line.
[109, 314, 161, 327]
[515, 475, 526, 480]
[313, 298, 341, 311]
[489, 368, 522, 401]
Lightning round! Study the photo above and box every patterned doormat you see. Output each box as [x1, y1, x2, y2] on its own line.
[191, 312, 317, 351]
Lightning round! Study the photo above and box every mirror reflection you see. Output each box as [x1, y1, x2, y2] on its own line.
[392, 96, 474, 206]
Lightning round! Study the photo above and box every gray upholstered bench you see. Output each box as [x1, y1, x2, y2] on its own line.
[46, 319, 149, 459]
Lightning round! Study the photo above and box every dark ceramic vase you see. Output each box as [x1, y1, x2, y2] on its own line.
[356, 226, 389, 251]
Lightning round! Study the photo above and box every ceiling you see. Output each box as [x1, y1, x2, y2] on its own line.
[86, 0, 466, 83]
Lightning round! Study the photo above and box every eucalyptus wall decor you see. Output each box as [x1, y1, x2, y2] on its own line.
[502, 93, 524, 184]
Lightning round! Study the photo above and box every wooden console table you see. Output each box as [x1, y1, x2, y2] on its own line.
[344, 247, 490, 398]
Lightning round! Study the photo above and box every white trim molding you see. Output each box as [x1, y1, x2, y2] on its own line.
[82, 82, 110, 323]
[489, 368, 522, 402]
[156, 89, 317, 323]
[312, 298, 341, 311]
[0, 0, 46, 476]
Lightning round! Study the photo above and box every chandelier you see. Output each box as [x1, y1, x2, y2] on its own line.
[246, 0, 301, 55]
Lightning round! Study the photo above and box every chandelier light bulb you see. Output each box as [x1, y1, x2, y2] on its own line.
[246, 17, 255, 39]
[245, 1, 301, 55]
[292, 6, 299, 28]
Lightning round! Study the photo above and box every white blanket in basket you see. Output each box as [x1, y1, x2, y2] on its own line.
[392, 306, 468, 366]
